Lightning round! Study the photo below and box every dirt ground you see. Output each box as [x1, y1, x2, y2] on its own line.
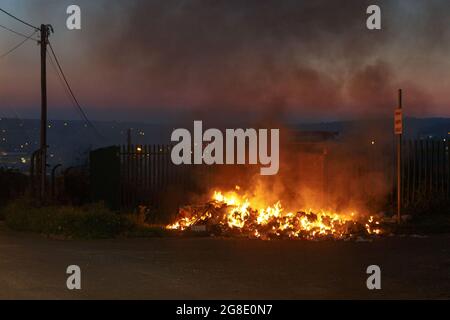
[0, 223, 449, 299]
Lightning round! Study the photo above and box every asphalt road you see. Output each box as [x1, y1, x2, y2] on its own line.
[0, 223, 449, 299]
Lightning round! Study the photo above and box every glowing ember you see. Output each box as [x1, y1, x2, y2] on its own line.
[167, 186, 382, 239]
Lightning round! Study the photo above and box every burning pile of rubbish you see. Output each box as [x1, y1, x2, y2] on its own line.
[167, 187, 382, 240]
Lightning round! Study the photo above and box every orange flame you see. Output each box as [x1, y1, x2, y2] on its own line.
[167, 186, 382, 239]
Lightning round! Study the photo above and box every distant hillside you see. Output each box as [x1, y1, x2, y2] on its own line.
[0, 117, 448, 169]
[293, 117, 450, 139]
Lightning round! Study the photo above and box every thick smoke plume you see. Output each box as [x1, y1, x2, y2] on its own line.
[17, 0, 449, 119]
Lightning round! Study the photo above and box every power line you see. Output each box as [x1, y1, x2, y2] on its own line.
[47, 51, 94, 143]
[0, 30, 37, 59]
[47, 51, 74, 108]
[47, 50, 87, 121]
[0, 23, 38, 40]
[48, 41, 103, 140]
[0, 8, 40, 31]
[47, 51, 75, 108]
[47, 41, 105, 140]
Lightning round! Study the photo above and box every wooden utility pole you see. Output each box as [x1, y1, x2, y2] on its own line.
[395, 89, 403, 224]
[40, 24, 51, 200]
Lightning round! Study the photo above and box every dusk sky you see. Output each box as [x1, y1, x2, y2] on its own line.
[0, 0, 449, 122]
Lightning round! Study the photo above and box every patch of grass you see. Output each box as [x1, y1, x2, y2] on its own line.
[3, 200, 131, 239]
[1, 199, 183, 239]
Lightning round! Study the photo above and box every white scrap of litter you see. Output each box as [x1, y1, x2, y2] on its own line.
[191, 225, 207, 232]
[356, 236, 373, 242]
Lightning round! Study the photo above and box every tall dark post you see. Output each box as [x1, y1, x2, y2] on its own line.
[40, 24, 49, 200]
[127, 128, 132, 147]
[397, 89, 402, 224]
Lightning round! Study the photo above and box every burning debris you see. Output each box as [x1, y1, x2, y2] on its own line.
[167, 187, 382, 240]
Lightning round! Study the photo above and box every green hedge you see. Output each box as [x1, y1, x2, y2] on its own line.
[2, 201, 131, 239]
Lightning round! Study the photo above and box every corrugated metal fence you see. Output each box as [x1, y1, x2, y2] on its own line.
[121, 145, 179, 209]
[401, 139, 450, 206]
[119, 144, 213, 219]
[110, 140, 450, 216]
